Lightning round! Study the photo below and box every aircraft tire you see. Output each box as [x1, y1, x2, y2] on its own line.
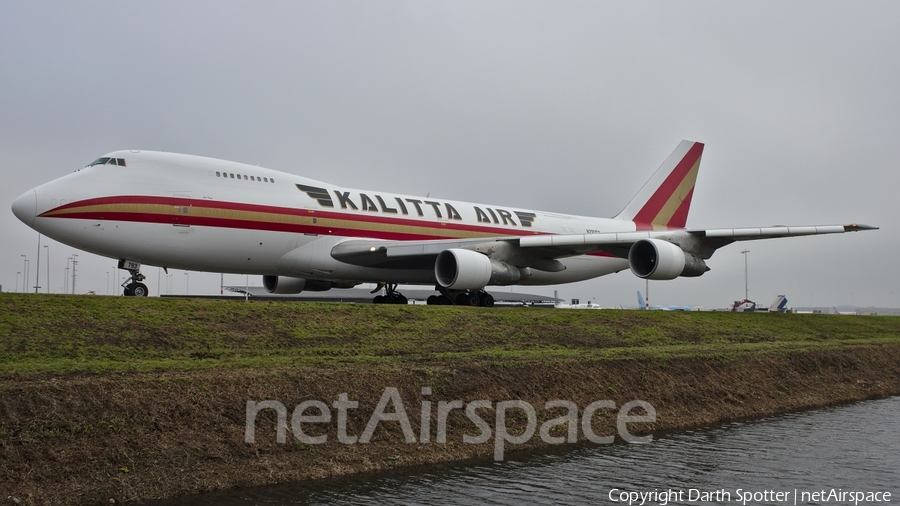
[457, 292, 479, 306]
[480, 292, 494, 307]
[124, 283, 135, 296]
[132, 283, 149, 297]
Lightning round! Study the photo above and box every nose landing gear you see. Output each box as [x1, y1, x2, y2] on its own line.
[124, 280, 149, 297]
[118, 259, 149, 297]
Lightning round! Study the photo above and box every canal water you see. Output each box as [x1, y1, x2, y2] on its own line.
[156, 396, 899, 505]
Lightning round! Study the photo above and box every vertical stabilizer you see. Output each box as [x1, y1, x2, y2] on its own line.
[615, 140, 704, 230]
[769, 295, 788, 312]
[636, 291, 646, 309]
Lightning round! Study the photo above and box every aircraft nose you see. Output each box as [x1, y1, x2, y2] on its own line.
[12, 189, 36, 227]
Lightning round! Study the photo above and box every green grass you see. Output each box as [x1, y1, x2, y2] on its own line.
[2, 293, 899, 375]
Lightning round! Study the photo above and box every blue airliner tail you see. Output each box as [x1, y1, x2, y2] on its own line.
[769, 295, 788, 312]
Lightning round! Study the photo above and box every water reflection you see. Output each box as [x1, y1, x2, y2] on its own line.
[153, 397, 899, 505]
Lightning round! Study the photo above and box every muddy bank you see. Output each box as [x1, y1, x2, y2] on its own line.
[2, 345, 899, 505]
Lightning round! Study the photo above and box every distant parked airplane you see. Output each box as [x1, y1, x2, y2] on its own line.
[769, 295, 789, 312]
[11, 141, 876, 305]
[636, 291, 693, 311]
[555, 298, 603, 310]
[732, 295, 789, 312]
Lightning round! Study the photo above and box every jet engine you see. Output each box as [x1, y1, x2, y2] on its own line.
[627, 238, 709, 280]
[262, 275, 345, 294]
[434, 248, 522, 289]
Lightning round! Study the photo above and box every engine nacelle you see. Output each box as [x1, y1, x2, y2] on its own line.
[435, 249, 522, 289]
[262, 275, 338, 294]
[628, 238, 709, 280]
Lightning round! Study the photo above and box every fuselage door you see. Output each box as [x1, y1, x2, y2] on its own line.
[171, 193, 192, 227]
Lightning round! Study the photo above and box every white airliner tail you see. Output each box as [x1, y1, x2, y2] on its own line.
[614, 140, 703, 230]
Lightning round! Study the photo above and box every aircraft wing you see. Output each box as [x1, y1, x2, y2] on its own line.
[682, 223, 876, 258]
[520, 223, 877, 257]
[518, 223, 877, 260]
[685, 223, 877, 247]
[331, 224, 877, 270]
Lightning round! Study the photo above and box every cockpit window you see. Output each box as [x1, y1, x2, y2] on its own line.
[88, 157, 127, 167]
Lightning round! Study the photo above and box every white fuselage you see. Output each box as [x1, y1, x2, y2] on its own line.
[15, 151, 634, 286]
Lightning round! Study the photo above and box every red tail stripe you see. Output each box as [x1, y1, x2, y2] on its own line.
[631, 143, 703, 226]
[667, 187, 694, 229]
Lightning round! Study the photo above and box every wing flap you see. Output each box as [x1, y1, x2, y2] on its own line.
[520, 231, 656, 248]
[696, 224, 869, 240]
[330, 237, 520, 268]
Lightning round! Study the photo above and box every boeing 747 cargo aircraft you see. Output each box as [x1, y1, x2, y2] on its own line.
[11, 141, 876, 305]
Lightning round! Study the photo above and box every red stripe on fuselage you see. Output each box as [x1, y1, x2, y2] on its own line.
[51, 211, 450, 241]
[41, 195, 529, 237]
[41, 196, 619, 258]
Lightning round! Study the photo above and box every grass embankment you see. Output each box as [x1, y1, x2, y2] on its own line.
[3, 294, 898, 374]
[1, 294, 900, 505]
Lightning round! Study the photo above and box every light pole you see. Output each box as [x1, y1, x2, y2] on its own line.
[21, 255, 28, 293]
[34, 234, 41, 293]
[645, 278, 650, 309]
[741, 249, 750, 300]
[64, 267, 69, 294]
[44, 244, 49, 294]
[71, 254, 78, 294]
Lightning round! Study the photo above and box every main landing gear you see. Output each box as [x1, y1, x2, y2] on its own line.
[118, 259, 149, 297]
[372, 283, 408, 305]
[426, 287, 494, 307]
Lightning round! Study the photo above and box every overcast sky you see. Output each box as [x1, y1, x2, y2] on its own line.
[2, 1, 898, 309]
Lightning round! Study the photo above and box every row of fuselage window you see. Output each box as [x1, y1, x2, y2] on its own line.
[215, 171, 275, 184]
